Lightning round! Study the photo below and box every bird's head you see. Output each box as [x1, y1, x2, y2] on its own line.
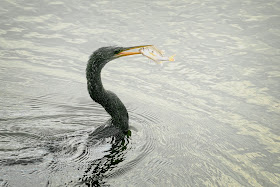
[89, 45, 152, 69]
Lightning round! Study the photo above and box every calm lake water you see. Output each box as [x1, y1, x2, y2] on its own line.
[1, 0, 280, 186]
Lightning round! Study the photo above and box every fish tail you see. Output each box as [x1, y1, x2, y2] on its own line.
[169, 54, 176, 61]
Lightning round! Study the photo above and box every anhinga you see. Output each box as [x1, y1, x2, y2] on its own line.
[86, 45, 151, 133]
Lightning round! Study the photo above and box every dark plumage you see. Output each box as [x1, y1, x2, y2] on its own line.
[86, 45, 150, 132]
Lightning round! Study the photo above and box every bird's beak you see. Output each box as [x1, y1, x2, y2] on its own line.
[115, 45, 152, 58]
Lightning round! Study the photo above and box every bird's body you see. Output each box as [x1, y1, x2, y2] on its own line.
[86, 46, 151, 133]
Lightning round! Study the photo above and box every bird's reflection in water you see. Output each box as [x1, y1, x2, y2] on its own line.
[79, 123, 131, 187]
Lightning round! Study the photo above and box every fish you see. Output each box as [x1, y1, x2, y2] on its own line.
[139, 46, 175, 64]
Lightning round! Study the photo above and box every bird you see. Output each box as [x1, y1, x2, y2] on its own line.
[86, 45, 151, 134]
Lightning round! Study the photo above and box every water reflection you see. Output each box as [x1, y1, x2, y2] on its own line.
[42, 123, 133, 187]
[80, 127, 131, 186]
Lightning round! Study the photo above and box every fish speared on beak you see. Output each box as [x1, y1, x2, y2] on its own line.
[115, 45, 152, 57]
[115, 45, 176, 64]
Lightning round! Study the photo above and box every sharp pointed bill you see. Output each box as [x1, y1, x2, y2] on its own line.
[115, 45, 152, 57]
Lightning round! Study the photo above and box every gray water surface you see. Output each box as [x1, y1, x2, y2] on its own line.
[1, 0, 280, 186]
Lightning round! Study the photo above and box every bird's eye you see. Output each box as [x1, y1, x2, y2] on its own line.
[115, 49, 122, 54]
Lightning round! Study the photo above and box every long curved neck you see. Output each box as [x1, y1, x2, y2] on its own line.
[86, 58, 129, 132]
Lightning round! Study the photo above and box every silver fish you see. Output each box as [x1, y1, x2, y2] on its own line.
[139, 46, 175, 64]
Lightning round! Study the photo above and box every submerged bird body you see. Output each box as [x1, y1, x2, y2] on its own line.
[86, 46, 129, 132]
[86, 46, 151, 132]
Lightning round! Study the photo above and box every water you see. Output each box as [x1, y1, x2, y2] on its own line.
[1, 0, 280, 186]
